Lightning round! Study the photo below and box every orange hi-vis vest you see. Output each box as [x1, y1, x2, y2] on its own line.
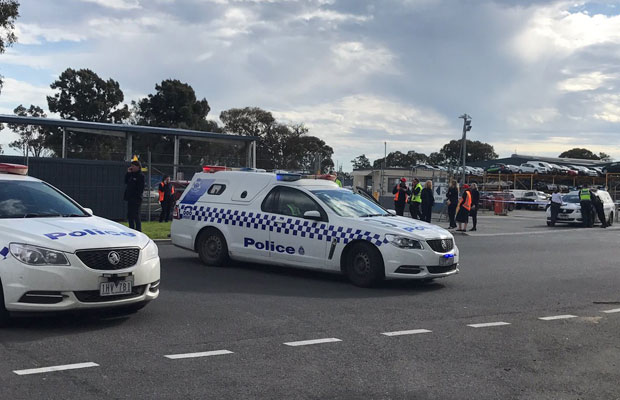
[159, 182, 174, 202]
[462, 190, 472, 211]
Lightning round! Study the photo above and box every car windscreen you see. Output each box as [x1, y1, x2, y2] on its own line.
[0, 180, 88, 218]
[562, 195, 580, 203]
[311, 189, 390, 218]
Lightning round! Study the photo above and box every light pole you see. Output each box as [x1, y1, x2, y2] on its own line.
[458, 114, 472, 187]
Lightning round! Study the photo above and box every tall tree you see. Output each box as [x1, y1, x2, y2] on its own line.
[372, 150, 429, 169]
[8, 104, 54, 157]
[440, 139, 498, 164]
[132, 79, 214, 163]
[351, 154, 372, 169]
[599, 152, 612, 162]
[46, 68, 129, 159]
[0, 0, 19, 94]
[220, 107, 333, 171]
[558, 148, 600, 160]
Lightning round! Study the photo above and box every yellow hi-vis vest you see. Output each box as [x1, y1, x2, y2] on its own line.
[580, 188, 591, 201]
[411, 183, 423, 203]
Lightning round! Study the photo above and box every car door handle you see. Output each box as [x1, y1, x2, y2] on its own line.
[274, 217, 287, 226]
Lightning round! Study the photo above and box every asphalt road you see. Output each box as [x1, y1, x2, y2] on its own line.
[1, 211, 620, 399]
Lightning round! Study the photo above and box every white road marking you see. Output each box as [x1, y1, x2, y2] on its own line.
[381, 329, 432, 337]
[467, 322, 511, 328]
[470, 227, 619, 237]
[538, 315, 578, 321]
[284, 338, 342, 347]
[165, 350, 233, 360]
[602, 308, 620, 314]
[13, 362, 99, 376]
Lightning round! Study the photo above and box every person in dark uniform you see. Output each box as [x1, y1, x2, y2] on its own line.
[420, 180, 435, 223]
[392, 178, 409, 216]
[469, 183, 480, 231]
[579, 187, 592, 228]
[408, 178, 423, 220]
[158, 175, 175, 223]
[592, 189, 608, 228]
[124, 160, 145, 231]
[446, 180, 458, 229]
[549, 187, 562, 226]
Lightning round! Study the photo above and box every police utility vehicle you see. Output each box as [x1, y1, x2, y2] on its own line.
[171, 168, 459, 287]
[0, 164, 160, 325]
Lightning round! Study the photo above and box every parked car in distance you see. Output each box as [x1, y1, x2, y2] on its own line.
[480, 191, 516, 211]
[518, 163, 546, 174]
[603, 162, 620, 173]
[516, 190, 549, 210]
[591, 167, 605, 177]
[486, 164, 509, 174]
[504, 164, 520, 173]
[569, 165, 598, 176]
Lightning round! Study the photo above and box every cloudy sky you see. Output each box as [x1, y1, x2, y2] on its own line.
[1, 0, 620, 169]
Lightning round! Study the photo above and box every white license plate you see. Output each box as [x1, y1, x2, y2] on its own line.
[558, 214, 568, 219]
[439, 256, 455, 266]
[100, 280, 132, 296]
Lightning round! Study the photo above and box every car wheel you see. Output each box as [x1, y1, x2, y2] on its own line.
[0, 281, 10, 328]
[518, 170, 523, 174]
[608, 212, 614, 226]
[196, 229, 229, 267]
[346, 242, 384, 288]
[534, 170, 538, 174]
[547, 221, 553, 227]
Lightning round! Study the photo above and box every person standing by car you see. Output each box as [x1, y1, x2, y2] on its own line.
[592, 189, 608, 228]
[455, 184, 472, 232]
[158, 175, 175, 223]
[124, 160, 145, 232]
[408, 178, 423, 219]
[446, 180, 458, 229]
[392, 178, 408, 216]
[579, 186, 592, 228]
[469, 183, 480, 231]
[420, 180, 434, 223]
[549, 187, 562, 226]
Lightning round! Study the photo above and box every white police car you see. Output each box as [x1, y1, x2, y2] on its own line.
[171, 169, 459, 287]
[545, 190, 615, 226]
[0, 164, 160, 325]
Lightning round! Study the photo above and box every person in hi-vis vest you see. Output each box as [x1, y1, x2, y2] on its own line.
[408, 178, 423, 220]
[159, 175, 175, 223]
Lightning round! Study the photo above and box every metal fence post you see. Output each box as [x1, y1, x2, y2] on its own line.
[148, 149, 152, 222]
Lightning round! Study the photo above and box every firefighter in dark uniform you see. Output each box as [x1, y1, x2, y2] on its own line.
[392, 178, 408, 216]
[158, 175, 175, 223]
[579, 187, 592, 228]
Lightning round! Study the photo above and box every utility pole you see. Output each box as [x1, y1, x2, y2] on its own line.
[458, 114, 472, 187]
[380, 141, 386, 196]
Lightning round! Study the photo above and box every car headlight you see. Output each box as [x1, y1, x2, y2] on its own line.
[10, 243, 70, 266]
[142, 240, 159, 261]
[385, 234, 423, 249]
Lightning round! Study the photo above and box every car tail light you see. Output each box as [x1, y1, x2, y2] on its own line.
[173, 205, 180, 219]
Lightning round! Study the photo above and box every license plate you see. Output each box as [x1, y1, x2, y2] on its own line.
[558, 214, 568, 219]
[100, 280, 132, 296]
[439, 256, 455, 266]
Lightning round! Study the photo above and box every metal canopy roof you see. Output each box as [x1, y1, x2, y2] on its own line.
[0, 114, 256, 143]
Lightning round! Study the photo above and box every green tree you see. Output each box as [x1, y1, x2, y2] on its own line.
[428, 151, 446, 165]
[8, 104, 54, 157]
[46, 68, 129, 159]
[599, 152, 611, 162]
[558, 148, 600, 160]
[351, 154, 372, 169]
[440, 140, 498, 164]
[0, 0, 19, 94]
[220, 107, 333, 171]
[132, 79, 216, 164]
[372, 150, 429, 169]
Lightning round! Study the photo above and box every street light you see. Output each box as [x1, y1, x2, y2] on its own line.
[458, 114, 472, 187]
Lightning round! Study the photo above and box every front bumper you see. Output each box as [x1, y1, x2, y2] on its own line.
[381, 242, 459, 280]
[1, 252, 160, 313]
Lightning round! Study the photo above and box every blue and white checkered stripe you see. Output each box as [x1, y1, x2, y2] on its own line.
[181, 205, 385, 246]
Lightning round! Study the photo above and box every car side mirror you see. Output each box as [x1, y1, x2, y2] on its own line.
[83, 208, 93, 216]
[387, 209, 397, 215]
[303, 210, 322, 220]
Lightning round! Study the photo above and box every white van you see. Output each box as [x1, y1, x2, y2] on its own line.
[171, 170, 459, 287]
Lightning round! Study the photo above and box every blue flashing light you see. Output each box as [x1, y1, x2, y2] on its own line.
[443, 254, 455, 259]
[276, 173, 302, 182]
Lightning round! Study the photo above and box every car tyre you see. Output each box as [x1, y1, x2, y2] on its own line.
[346, 242, 384, 288]
[197, 229, 229, 267]
[518, 169, 523, 174]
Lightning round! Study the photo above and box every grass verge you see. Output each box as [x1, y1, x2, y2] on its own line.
[120, 221, 171, 240]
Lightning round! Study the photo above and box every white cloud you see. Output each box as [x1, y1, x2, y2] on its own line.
[0, 78, 52, 116]
[15, 23, 86, 45]
[80, 0, 141, 10]
[557, 71, 614, 92]
[506, 108, 561, 128]
[331, 42, 396, 74]
[294, 9, 371, 23]
[593, 94, 620, 122]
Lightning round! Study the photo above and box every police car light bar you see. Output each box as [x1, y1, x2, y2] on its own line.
[276, 173, 301, 181]
[0, 163, 28, 175]
[202, 165, 228, 173]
